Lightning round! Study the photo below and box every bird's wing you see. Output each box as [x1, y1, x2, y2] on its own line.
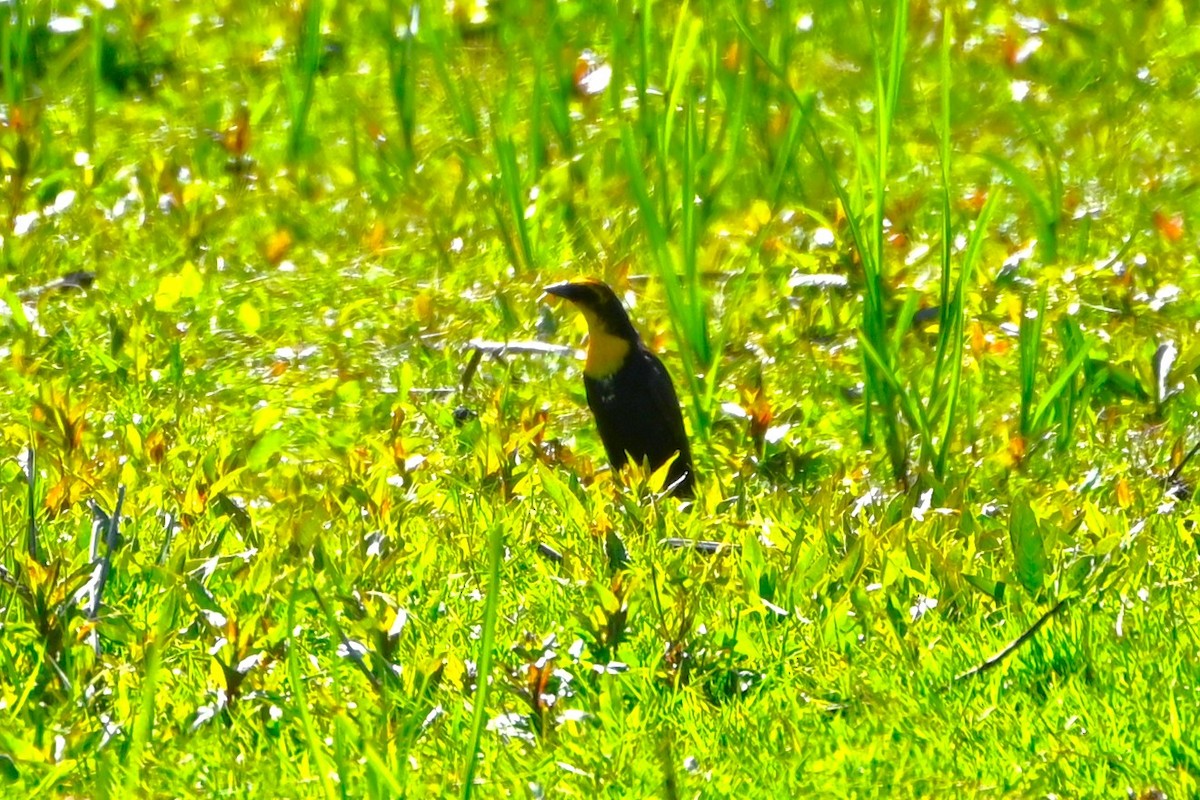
[640, 347, 692, 466]
[583, 376, 629, 468]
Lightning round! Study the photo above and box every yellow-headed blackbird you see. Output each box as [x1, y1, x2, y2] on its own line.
[544, 279, 695, 498]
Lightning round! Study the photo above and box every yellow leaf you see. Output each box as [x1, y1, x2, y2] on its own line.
[154, 274, 182, 311]
[178, 261, 204, 299]
[414, 291, 435, 327]
[1116, 477, 1133, 509]
[481, 434, 503, 476]
[264, 229, 293, 265]
[336, 380, 362, 404]
[442, 655, 465, 688]
[120, 460, 138, 488]
[251, 405, 282, 436]
[746, 199, 772, 232]
[126, 423, 143, 458]
[238, 301, 261, 333]
[146, 428, 166, 464]
[181, 180, 206, 207]
[511, 465, 539, 497]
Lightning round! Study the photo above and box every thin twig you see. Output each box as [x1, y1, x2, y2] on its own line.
[535, 542, 564, 563]
[158, 512, 178, 566]
[461, 339, 577, 394]
[953, 598, 1070, 684]
[15, 271, 96, 301]
[0, 562, 33, 603]
[460, 346, 483, 393]
[660, 538, 736, 554]
[1166, 439, 1200, 486]
[87, 486, 126, 656]
[466, 339, 577, 358]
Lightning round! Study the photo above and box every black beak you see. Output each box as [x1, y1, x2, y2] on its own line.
[542, 281, 588, 303]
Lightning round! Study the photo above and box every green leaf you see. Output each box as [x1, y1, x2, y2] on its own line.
[1009, 494, 1047, 595]
[247, 429, 286, 472]
[237, 301, 262, 334]
[963, 573, 1006, 602]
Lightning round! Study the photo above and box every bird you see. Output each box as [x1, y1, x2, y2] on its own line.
[543, 278, 695, 498]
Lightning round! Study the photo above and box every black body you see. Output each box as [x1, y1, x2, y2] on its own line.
[544, 280, 695, 499]
[583, 344, 694, 498]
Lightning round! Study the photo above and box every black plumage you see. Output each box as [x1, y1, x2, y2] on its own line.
[544, 279, 695, 498]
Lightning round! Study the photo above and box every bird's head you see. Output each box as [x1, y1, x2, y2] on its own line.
[544, 279, 640, 378]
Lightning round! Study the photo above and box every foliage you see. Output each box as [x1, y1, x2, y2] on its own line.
[1, 1, 1199, 797]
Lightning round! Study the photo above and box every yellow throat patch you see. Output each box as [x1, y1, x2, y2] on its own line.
[577, 304, 631, 379]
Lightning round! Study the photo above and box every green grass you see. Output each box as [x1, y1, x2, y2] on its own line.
[2, 1, 1200, 797]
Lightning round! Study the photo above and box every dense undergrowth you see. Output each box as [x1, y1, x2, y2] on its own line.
[1, 1, 1198, 797]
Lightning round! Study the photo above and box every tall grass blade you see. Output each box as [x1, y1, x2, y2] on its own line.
[859, 334, 935, 469]
[288, 0, 324, 163]
[1030, 343, 1091, 438]
[25, 444, 37, 561]
[86, 11, 101, 153]
[493, 134, 535, 271]
[286, 579, 338, 800]
[853, 0, 910, 480]
[1052, 316, 1088, 451]
[619, 125, 705, 430]
[980, 152, 1057, 263]
[930, 5, 955, 398]
[935, 189, 1001, 476]
[635, 0, 655, 143]
[648, 4, 710, 426]
[674, 94, 709, 366]
[1, 1, 30, 108]
[1018, 288, 1047, 438]
[662, 3, 701, 168]
[387, 2, 419, 155]
[122, 586, 176, 795]
[426, 24, 479, 139]
[736, 7, 907, 471]
[461, 520, 503, 800]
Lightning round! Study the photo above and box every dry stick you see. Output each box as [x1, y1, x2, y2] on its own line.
[466, 339, 576, 358]
[88, 486, 126, 656]
[660, 538, 737, 554]
[15, 271, 96, 301]
[0, 563, 33, 602]
[535, 530, 732, 565]
[460, 340, 575, 393]
[953, 598, 1069, 684]
[1166, 438, 1200, 486]
[460, 346, 483, 393]
[535, 542, 564, 563]
[158, 512, 178, 566]
[408, 387, 457, 397]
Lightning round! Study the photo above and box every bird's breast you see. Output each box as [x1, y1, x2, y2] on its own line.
[583, 330, 632, 379]
[587, 374, 618, 405]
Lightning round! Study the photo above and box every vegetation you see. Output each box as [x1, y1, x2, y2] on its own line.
[1, 1, 1198, 796]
